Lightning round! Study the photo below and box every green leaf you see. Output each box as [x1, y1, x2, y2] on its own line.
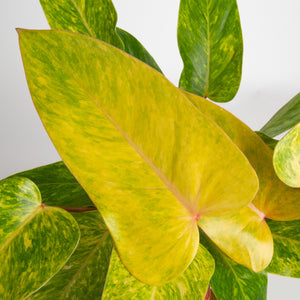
[273, 123, 300, 187]
[261, 93, 300, 137]
[40, 0, 162, 72]
[200, 229, 268, 300]
[255, 131, 278, 150]
[29, 211, 113, 299]
[116, 28, 163, 73]
[40, 0, 124, 49]
[19, 29, 258, 285]
[198, 206, 273, 272]
[12, 161, 94, 207]
[184, 91, 300, 221]
[178, 0, 243, 102]
[102, 244, 214, 300]
[0, 177, 80, 299]
[266, 219, 300, 278]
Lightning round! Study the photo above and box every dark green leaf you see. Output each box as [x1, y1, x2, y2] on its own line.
[255, 131, 278, 150]
[178, 0, 243, 102]
[261, 93, 300, 137]
[200, 229, 268, 300]
[0, 177, 80, 299]
[12, 161, 94, 207]
[29, 211, 113, 299]
[266, 219, 300, 278]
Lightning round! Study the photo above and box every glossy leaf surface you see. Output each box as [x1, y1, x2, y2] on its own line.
[40, 0, 162, 72]
[29, 211, 113, 299]
[102, 245, 214, 300]
[178, 0, 243, 102]
[0, 177, 80, 299]
[19, 29, 258, 285]
[255, 131, 278, 150]
[266, 219, 300, 278]
[13, 161, 94, 207]
[198, 206, 273, 272]
[261, 93, 300, 137]
[184, 91, 300, 221]
[40, 0, 124, 48]
[201, 230, 268, 300]
[273, 123, 300, 187]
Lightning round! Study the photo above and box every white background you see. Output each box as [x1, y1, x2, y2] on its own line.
[0, 0, 299, 298]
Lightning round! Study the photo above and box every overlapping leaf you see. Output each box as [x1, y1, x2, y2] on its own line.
[40, 0, 162, 72]
[178, 0, 243, 102]
[19, 29, 258, 285]
[183, 91, 300, 221]
[102, 245, 214, 299]
[261, 93, 300, 137]
[200, 229, 268, 300]
[0, 177, 80, 299]
[255, 131, 278, 150]
[266, 219, 300, 278]
[273, 123, 300, 187]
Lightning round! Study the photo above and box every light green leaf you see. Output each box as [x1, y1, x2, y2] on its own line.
[178, 0, 243, 102]
[40, 0, 124, 48]
[12, 161, 94, 207]
[255, 131, 278, 150]
[266, 219, 300, 278]
[0, 177, 80, 299]
[273, 123, 300, 187]
[198, 206, 273, 272]
[200, 229, 268, 300]
[102, 244, 214, 299]
[261, 93, 300, 137]
[29, 211, 113, 299]
[19, 29, 258, 285]
[183, 91, 300, 221]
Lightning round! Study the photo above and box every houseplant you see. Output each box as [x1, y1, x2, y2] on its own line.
[1, 0, 299, 299]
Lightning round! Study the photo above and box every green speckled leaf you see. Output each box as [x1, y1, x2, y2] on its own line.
[19, 29, 258, 285]
[0, 177, 80, 299]
[12, 161, 94, 207]
[40, 0, 124, 48]
[255, 131, 278, 150]
[183, 91, 300, 221]
[102, 244, 214, 300]
[200, 229, 268, 300]
[261, 93, 300, 137]
[178, 0, 243, 102]
[29, 211, 113, 299]
[273, 123, 300, 187]
[266, 219, 300, 278]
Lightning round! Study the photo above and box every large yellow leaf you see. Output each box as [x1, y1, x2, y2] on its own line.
[184, 91, 300, 221]
[19, 29, 258, 285]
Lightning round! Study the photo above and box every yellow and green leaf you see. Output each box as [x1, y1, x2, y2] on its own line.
[102, 245, 214, 300]
[200, 229, 268, 300]
[273, 122, 300, 188]
[183, 91, 300, 221]
[0, 177, 80, 299]
[266, 219, 300, 278]
[178, 0, 243, 102]
[19, 29, 258, 285]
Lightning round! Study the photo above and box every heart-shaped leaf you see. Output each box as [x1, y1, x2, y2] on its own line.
[40, 0, 124, 49]
[266, 219, 300, 278]
[200, 229, 268, 300]
[19, 29, 258, 285]
[198, 206, 273, 272]
[0, 177, 80, 299]
[102, 244, 214, 299]
[273, 122, 300, 188]
[40, 0, 162, 73]
[29, 211, 113, 299]
[178, 0, 243, 102]
[183, 91, 300, 221]
[261, 93, 300, 138]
